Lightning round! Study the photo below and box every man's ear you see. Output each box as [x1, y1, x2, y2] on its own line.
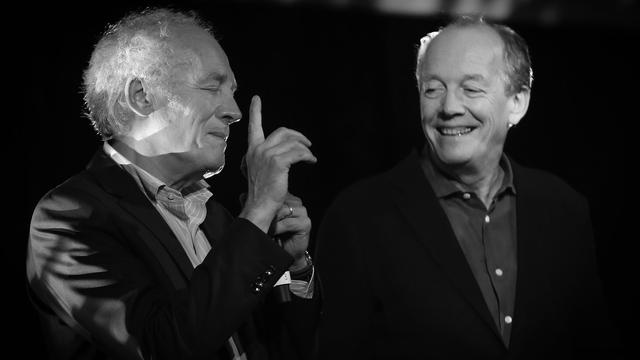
[507, 88, 530, 128]
[125, 78, 154, 117]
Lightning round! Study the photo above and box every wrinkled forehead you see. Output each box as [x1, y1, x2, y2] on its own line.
[169, 25, 235, 83]
[420, 24, 505, 79]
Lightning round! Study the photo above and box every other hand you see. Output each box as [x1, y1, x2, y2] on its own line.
[273, 194, 311, 271]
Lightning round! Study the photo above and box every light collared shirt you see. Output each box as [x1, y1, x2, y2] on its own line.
[103, 142, 313, 298]
[104, 142, 213, 267]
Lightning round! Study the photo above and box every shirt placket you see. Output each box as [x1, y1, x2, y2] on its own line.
[184, 194, 211, 261]
[482, 195, 513, 342]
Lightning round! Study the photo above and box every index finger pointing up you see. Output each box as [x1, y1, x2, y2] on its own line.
[248, 95, 265, 146]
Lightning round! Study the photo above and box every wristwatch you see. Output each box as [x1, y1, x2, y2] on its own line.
[291, 251, 313, 280]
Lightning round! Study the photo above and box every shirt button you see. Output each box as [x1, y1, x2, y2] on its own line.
[495, 268, 503, 276]
[167, 194, 175, 200]
[505, 315, 513, 324]
[463, 193, 471, 200]
[484, 215, 490, 223]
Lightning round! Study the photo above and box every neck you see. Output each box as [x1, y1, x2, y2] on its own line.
[423, 146, 504, 208]
[111, 139, 204, 190]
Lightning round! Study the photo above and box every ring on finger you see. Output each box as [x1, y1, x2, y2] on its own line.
[287, 205, 294, 218]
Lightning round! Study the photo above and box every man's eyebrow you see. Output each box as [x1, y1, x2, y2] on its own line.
[197, 72, 226, 85]
[197, 72, 237, 91]
[462, 74, 487, 82]
[420, 74, 443, 82]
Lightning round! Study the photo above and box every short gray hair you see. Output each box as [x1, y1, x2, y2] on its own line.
[415, 16, 533, 96]
[83, 8, 213, 139]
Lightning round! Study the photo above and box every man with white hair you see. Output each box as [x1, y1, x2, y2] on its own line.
[316, 15, 621, 359]
[27, 8, 318, 360]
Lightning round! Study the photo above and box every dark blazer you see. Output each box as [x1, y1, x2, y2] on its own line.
[316, 151, 621, 359]
[26, 150, 318, 360]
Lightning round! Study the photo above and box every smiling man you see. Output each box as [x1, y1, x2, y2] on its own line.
[316, 16, 621, 359]
[26, 8, 318, 360]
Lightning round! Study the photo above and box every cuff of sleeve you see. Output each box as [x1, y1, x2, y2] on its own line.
[290, 250, 313, 278]
[289, 265, 315, 299]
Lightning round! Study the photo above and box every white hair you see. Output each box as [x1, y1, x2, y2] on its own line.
[83, 8, 213, 139]
[415, 30, 440, 84]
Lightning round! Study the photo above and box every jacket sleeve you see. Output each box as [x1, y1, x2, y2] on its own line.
[26, 181, 294, 360]
[568, 198, 624, 358]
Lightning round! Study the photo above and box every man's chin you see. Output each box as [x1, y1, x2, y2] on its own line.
[432, 148, 474, 168]
[202, 158, 225, 179]
[203, 163, 224, 179]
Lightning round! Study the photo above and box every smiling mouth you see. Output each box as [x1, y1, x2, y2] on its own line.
[208, 131, 229, 142]
[437, 127, 475, 136]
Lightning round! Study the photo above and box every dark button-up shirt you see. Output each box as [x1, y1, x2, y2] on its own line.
[421, 153, 517, 346]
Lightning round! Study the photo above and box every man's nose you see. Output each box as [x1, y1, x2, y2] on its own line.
[216, 97, 242, 125]
[440, 89, 465, 119]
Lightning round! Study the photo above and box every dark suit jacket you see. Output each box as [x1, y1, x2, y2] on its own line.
[316, 151, 621, 359]
[26, 150, 318, 360]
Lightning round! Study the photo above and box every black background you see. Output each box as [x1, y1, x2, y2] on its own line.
[8, 0, 637, 357]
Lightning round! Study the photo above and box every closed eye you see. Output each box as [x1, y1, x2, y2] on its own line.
[424, 88, 444, 98]
[463, 87, 484, 96]
[200, 87, 220, 93]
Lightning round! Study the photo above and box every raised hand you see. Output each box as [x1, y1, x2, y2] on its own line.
[239, 95, 317, 234]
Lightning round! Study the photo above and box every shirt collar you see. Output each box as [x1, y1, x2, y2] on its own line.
[421, 149, 516, 199]
[103, 142, 210, 200]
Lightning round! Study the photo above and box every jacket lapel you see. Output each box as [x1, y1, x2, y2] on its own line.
[509, 162, 548, 348]
[387, 151, 501, 339]
[86, 150, 194, 286]
[199, 199, 231, 248]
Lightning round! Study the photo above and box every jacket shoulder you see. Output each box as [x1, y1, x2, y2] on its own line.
[512, 160, 589, 211]
[327, 169, 394, 212]
[30, 170, 111, 228]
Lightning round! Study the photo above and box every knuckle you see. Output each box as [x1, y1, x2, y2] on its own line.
[280, 220, 293, 230]
[273, 154, 288, 167]
[263, 147, 275, 158]
[274, 127, 290, 136]
[296, 142, 310, 151]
